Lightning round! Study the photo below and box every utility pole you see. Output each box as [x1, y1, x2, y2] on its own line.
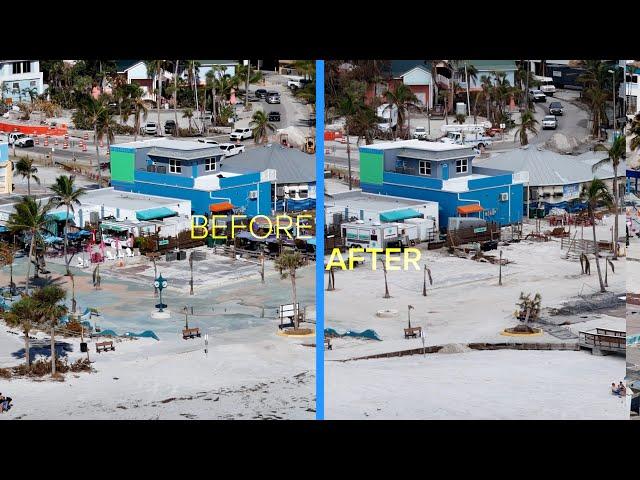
[499, 250, 503, 286]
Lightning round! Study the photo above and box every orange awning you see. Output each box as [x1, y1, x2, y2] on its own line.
[457, 204, 483, 215]
[210, 202, 234, 213]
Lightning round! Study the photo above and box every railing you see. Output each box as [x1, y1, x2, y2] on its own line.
[579, 330, 626, 352]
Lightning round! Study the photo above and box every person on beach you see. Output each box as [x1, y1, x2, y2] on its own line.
[0, 393, 12, 413]
[618, 382, 627, 397]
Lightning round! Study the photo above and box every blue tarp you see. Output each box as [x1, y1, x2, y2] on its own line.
[95, 329, 159, 341]
[324, 328, 382, 341]
[42, 235, 63, 244]
[275, 198, 316, 212]
[379, 208, 423, 222]
[0, 225, 8, 233]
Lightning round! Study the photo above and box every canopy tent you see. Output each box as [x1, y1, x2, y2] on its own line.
[209, 202, 234, 213]
[136, 207, 178, 221]
[379, 208, 423, 222]
[457, 204, 484, 215]
[100, 222, 128, 232]
[46, 211, 75, 222]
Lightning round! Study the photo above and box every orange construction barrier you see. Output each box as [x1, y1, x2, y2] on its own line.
[82, 141, 87, 152]
[63, 140, 68, 149]
[44, 136, 49, 147]
[83, 132, 88, 141]
[34, 135, 39, 145]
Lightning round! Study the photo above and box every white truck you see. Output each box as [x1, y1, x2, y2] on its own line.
[8, 132, 34, 147]
[440, 130, 492, 149]
[533, 75, 556, 96]
[412, 126, 428, 140]
[376, 103, 398, 132]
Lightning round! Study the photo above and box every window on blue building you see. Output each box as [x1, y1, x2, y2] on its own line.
[456, 159, 468, 173]
[204, 157, 216, 171]
[419, 160, 431, 176]
[170, 159, 182, 173]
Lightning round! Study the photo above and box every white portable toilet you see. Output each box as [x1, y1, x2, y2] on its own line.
[456, 102, 467, 115]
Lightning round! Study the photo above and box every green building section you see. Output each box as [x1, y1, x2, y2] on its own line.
[110, 149, 135, 183]
[359, 150, 384, 185]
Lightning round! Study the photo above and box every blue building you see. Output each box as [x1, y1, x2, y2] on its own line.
[109, 139, 274, 217]
[359, 140, 524, 229]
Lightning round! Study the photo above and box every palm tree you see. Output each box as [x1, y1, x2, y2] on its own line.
[50, 175, 86, 275]
[33, 285, 67, 376]
[131, 86, 148, 142]
[183, 108, 194, 134]
[336, 92, 362, 190]
[145, 60, 165, 129]
[583, 85, 609, 139]
[274, 251, 306, 329]
[593, 134, 626, 259]
[515, 109, 538, 145]
[7, 196, 54, 293]
[14, 157, 40, 195]
[249, 110, 275, 144]
[5, 296, 40, 367]
[628, 113, 640, 152]
[454, 113, 466, 125]
[384, 83, 419, 139]
[581, 178, 613, 293]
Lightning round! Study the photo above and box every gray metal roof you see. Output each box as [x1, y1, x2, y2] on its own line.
[222, 144, 315, 183]
[477, 147, 625, 186]
[148, 145, 222, 160]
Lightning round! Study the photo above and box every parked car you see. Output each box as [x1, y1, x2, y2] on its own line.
[412, 126, 428, 140]
[255, 89, 268, 99]
[218, 143, 245, 157]
[197, 138, 219, 145]
[229, 128, 253, 141]
[542, 115, 558, 129]
[268, 111, 281, 122]
[529, 89, 546, 102]
[8, 132, 34, 147]
[548, 102, 564, 115]
[141, 122, 159, 135]
[266, 92, 281, 104]
[287, 78, 312, 90]
[164, 120, 177, 135]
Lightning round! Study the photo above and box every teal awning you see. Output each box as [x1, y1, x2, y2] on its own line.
[46, 211, 74, 222]
[101, 223, 128, 232]
[379, 208, 423, 222]
[136, 207, 178, 221]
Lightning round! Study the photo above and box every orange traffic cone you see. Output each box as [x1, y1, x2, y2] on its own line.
[100, 139, 104, 148]
[44, 136, 49, 147]
[83, 132, 89, 141]
[82, 141, 87, 152]
[34, 135, 39, 145]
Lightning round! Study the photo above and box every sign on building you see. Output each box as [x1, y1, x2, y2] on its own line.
[563, 183, 581, 200]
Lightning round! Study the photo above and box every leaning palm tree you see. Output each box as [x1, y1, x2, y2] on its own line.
[581, 178, 614, 293]
[14, 157, 40, 196]
[274, 251, 306, 329]
[593, 134, 625, 259]
[249, 110, 275, 144]
[33, 285, 67, 376]
[5, 296, 40, 367]
[131, 87, 148, 142]
[7, 196, 54, 293]
[50, 175, 86, 275]
[515, 109, 538, 145]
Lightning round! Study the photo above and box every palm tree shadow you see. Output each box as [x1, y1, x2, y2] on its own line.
[11, 340, 73, 362]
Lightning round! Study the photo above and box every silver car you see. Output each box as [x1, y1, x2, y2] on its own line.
[542, 115, 558, 129]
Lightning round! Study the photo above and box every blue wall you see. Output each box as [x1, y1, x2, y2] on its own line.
[112, 179, 272, 217]
[0, 143, 8, 161]
[361, 180, 523, 229]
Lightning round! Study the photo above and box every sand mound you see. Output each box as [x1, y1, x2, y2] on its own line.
[437, 343, 472, 354]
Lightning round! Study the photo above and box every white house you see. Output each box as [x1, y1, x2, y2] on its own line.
[0, 60, 44, 104]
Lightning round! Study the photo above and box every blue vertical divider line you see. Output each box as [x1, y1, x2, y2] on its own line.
[315, 60, 325, 420]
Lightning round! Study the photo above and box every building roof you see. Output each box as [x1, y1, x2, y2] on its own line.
[476, 147, 624, 186]
[325, 190, 435, 211]
[391, 60, 432, 78]
[195, 60, 239, 66]
[363, 139, 470, 152]
[222, 144, 315, 183]
[116, 60, 143, 72]
[469, 60, 518, 72]
[115, 138, 223, 159]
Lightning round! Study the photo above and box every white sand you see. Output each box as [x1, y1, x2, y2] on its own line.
[325, 216, 627, 419]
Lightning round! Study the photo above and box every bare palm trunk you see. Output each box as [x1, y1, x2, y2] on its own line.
[291, 271, 298, 329]
[24, 329, 30, 366]
[612, 166, 619, 259]
[383, 263, 390, 298]
[591, 213, 606, 292]
[27, 176, 31, 196]
[134, 108, 139, 142]
[93, 124, 99, 169]
[64, 205, 70, 275]
[245, 60, 250, 108]
[174, 60, 179, 138]
[50, 325, 56, 375]
[346, 127, 352, 191]
[157, 67, 162, 130]
[25, 234, 35, 293]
